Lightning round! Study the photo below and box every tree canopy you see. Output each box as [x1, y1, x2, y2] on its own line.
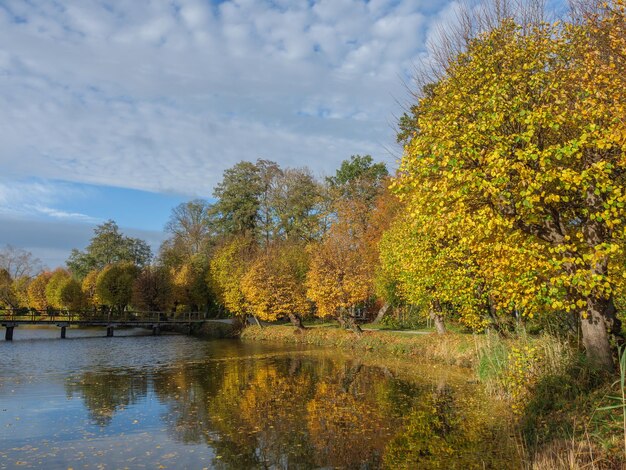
[67, 221, 152, 279]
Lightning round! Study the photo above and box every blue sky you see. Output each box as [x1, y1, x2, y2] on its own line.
[0, 0, 566, 268]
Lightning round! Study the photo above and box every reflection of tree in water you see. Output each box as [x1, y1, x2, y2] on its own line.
[383, 381, 518, 469]
[152, 362, 224, 444]
[205, 357, 318, 469]
[237, 357, 317, 467]
[306, 361, 400, 469]
[65, 354, 518, 468]
[66, 370, 148, 426]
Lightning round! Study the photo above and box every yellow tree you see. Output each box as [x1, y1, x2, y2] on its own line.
[241, 242, 310, 329]
[170, 258, 210, 314]
[27, 271, 52, 312]
[82, 269, 101, 309]
[379, 218, 488, 333]
[395, 6, 626, 368]
[45, 268, 71, 310]
[208, 236, 255, 318]
[306, 204, 372, 333]
[12, 276, 31, 308]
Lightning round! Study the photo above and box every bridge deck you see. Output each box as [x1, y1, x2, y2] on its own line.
[1, 319, 207, 326]
[0, 310, 238, 340]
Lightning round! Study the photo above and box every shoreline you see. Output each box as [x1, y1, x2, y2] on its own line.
[239, 324, 481, 368]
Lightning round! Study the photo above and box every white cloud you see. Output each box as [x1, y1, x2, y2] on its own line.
[0, 180, 96, 221]
[0, 0, 453, 198]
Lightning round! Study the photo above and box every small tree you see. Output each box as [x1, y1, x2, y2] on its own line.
[242, 243, 310, 330]
[96, 263, 139, 315]
[45, 269, 71, 310]
[82, 269, 101, 310]
[27, 271, 53, 312]
[208, 237, 255, 319]
[67, 221, 152, 279]
[132, 266, 174, 313]
[306, 216, 371, 333]
[0, 268, 18, 309]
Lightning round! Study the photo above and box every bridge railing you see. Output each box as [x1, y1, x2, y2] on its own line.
[0, 308, 207, 323]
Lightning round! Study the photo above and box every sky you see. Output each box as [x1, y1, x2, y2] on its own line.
[0, 0, 564, 269]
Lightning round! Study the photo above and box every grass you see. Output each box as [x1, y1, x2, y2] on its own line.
[241, 324, 483, 367]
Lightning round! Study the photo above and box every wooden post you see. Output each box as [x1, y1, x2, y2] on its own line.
[60, 326, 67, 339]
[5, 326, 14, 341]
[106, 326, 114, 337]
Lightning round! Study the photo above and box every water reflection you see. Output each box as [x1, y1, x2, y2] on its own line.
[66, 371, 148, 426]
[60, 352, 516, 469]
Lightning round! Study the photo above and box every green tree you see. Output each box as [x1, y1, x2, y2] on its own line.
[96, 263, 139, 315]
[0, 268, 17, 309]
[57, 278, 84, 311]
[211, 161, 264, 237]
[326, 155, 388, 207]
[159, 199, 216, 267]
[211, 159, 284, 243]
[270, 168, 325, 242]
[67, 221, 152, 279]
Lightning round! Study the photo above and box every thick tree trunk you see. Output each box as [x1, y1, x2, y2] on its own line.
[338, 307, 363, 335]
[579, 183, 623, 369]
[581, 295, 620, 371]
[429, 302, 446, 335]
[372, 302, 390, 324]
[288, 313, 306, 332]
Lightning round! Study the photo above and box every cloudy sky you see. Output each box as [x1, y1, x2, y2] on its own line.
[0, 0, 549, 268]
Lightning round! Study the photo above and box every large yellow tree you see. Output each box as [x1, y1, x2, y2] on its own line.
[395, 5, 626, 368]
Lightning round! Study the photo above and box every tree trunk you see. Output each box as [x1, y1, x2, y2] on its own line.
[338, 307, 363, 335]
[372, 303, 390, 324]
[288, 313, 306, 332]
[253, 315, 263, 328]
[341, 363, 363, 392]
[347, 306, 363, 335]
[581, 295, 620, 371]
[346, 316, 363, 335]
[429, 302, 446, 335]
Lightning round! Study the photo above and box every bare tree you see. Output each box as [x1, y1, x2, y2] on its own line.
[0, 245, 42, 280]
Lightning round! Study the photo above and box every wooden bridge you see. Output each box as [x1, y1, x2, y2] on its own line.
[0, 309, 223, 341]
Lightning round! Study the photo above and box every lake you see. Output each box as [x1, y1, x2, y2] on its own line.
[0, 327, 518, 469]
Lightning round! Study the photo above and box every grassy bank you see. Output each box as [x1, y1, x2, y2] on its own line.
[241, 324, 482, 367]
[241, 324, 626, 468]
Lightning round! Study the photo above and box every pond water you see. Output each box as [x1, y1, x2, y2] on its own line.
[0, 327, 518, 469]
